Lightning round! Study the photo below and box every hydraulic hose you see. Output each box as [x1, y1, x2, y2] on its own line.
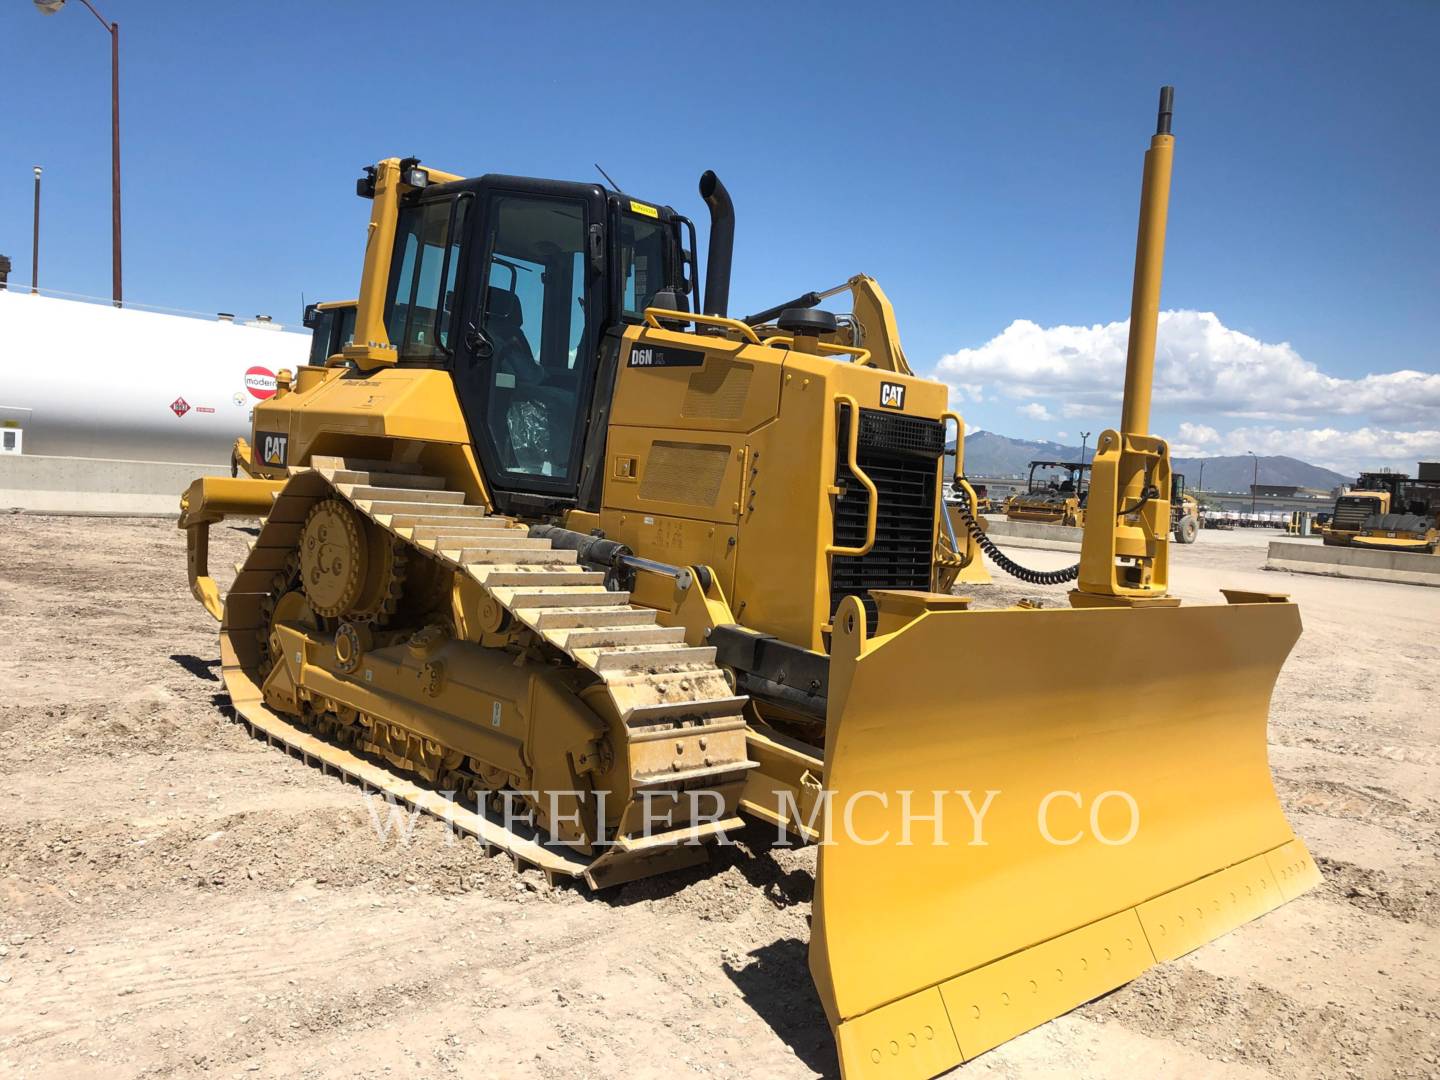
[952, 488, 1081, 586]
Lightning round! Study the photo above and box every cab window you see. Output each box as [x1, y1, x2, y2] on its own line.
[385, 195, 470, 362]
[618, 213, 667, 319]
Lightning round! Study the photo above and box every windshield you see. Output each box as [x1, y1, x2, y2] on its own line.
[1028, 465, 1087, 494]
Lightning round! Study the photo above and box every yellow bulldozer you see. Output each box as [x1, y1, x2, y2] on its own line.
[179, 89, 1318, 1079]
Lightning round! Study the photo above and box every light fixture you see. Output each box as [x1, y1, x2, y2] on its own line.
[398, 157, 429, 189]
[33, 0, 67, 14]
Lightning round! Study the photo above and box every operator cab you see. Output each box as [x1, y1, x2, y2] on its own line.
[375, 171, 699, 513]
[1026, 460, 1090, 500]
[303, 300, 358, 366]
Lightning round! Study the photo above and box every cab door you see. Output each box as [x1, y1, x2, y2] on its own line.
[454, 179, 609, 512]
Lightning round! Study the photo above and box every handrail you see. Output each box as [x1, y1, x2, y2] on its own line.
[828, 394, 878, 557]
[937, 411, 966, 560]
[760, 334, 874, 367]
[941, 411, 964, 488]
[641, 308, 761, 344]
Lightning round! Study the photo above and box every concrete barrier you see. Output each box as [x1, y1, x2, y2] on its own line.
[1266, 540, 1440, 588]
[981, 518, 1084, 552]
[0, 454, 225, 516]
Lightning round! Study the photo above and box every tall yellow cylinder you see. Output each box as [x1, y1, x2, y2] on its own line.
[1120, 132, 1174, 436]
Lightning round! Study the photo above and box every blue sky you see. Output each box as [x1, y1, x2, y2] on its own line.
[2, 1, 1436, 471]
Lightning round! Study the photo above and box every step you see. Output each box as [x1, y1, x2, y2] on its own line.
[339, 484, 466, 504]
[311, 455, 427, 475]
[547, 625, 689, 651]
[475, 567, 606, 588]
[525, 607, 660, 630]
[387, 513, 505, 531]
[361, 501, 489, 518]
[325, 470, 447, 490]
[458, 548, 579, 567]
[492, 587, 631, 610]
[573, 644, 719, 673]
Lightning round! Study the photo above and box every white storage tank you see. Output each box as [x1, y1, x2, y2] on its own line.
[0, 290, 311, 465]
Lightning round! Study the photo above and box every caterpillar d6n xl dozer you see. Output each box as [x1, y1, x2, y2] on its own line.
[180, 89, 1320, 1079]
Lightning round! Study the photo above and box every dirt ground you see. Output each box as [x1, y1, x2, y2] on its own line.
[0, 514, 1436, 1079]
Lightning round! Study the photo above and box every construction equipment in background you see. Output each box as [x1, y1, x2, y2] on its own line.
[1002, 459, 1090, 526]
[303, 299, 358, 367]
[1171, 471, 1199, 543]
[1323, 466, 1439, 553]
[178, 89, 1318, 1079]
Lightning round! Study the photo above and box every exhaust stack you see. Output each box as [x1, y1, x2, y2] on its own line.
[698, 170, 734, 317]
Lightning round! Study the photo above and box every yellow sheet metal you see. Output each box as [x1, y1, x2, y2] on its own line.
[810, 593, 1317, 1079]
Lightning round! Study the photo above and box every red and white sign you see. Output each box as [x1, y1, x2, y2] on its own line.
[244, 366, 278, 400]
[170, 397, 191, 417]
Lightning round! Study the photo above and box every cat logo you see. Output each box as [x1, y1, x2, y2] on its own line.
[880, 381, 906, 410]
[258, 431, 288, 467]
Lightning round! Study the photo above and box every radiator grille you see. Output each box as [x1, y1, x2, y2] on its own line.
[831, 408, 942, 634]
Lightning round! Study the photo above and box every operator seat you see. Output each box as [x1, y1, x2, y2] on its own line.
[484, 288, 541, 385]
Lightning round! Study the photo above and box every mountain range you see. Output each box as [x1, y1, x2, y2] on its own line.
[953, 431, 1350, 493]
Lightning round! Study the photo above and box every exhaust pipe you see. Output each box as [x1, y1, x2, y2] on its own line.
[698, 170, 734, 317]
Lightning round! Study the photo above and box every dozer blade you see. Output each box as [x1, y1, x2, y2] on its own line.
[810, 592, 1320, 1080]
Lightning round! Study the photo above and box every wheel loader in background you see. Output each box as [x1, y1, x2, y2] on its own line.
[179, 90, 1320, 1079]
[1171, 472, 1200, 544]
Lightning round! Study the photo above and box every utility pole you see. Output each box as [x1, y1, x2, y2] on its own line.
[34, 0, 122, 306]
[31, 166, 42, 294]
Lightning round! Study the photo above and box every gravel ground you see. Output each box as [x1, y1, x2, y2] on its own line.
[0, 514, 1436, 1079]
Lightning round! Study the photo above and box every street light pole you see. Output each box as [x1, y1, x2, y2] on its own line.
[1248, 451, 1259, 516]
[1078, 431, 1091, 465]
[1197, 458, 1205, 497]
[31, 167, 42, 294]
[34, 0, 122, 307]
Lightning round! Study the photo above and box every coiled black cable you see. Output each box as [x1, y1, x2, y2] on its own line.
[952, 487, 1081, 586]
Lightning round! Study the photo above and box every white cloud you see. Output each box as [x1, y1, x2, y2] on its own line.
[934, 310, 1440, 472]
[935, 310, 1440, 425]
[1056, 430, 1069, 440]
[1177, 421, 1219, 446]
[1167, 424, 1440, 474]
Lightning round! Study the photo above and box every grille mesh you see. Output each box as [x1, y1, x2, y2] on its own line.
[640, 441, 730, 507]
[831, 408, 942, 633]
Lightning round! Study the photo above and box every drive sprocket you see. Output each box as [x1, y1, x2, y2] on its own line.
[299, 497, 407, 623]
